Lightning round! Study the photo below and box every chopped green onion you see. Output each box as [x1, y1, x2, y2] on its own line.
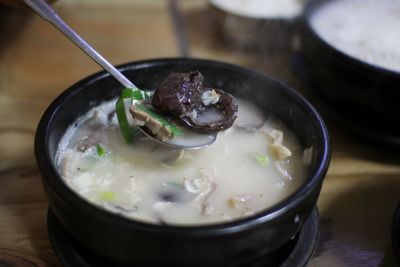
[116, 88, 152, 143]
[116, 97, 133, 143]
[254, 153, 269, 167]
[120, 87, 152, 100]
[135, 104, 183, 137]
[100, 191, 117, 201]
[96, 144, 106, 157]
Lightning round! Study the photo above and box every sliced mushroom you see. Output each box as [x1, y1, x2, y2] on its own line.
[270, 143, 292, 160]
[264, 129, 293, 160]
[228, 195, 253, 209]
[129, 104, 173, 142]
[228, 194, 256, 216]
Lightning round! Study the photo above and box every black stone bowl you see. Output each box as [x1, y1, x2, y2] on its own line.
[35, 58, 330, 267]
[300, 0, 400, 146]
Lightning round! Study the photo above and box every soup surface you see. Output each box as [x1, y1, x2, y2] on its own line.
[56, 98, 308, 225]
[311, 0, 400, 73]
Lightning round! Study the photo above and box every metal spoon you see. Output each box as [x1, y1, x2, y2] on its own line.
[24, 0, 216, 149]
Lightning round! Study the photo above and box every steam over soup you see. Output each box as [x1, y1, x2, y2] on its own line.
[56, 98, 308, 225]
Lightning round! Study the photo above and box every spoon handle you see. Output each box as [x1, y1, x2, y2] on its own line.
[23, 0, 138, 90]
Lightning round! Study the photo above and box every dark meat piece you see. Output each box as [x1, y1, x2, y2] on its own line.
[152, 71, 204, 116]
[183, 88, 238, 133]
[152, 71, 238, 133]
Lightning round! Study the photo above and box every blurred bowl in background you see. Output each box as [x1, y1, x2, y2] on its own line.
[0, 0, 56, 9]
[300, 0, 400, 146]
[208, 0, 307, 52]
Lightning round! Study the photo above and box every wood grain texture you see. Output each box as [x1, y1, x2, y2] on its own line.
[0, 1, 178, 266]
[0, 0, 399, 266]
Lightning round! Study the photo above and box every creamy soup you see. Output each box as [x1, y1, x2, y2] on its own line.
[311, 0, 400, 73]
[56, 98, 308, 225]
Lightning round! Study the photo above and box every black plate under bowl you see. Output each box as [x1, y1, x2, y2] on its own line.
[47, 208, 319, 267]
[393, 203, 400, 264]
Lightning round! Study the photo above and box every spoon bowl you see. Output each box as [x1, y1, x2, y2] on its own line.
[139, 126, 217, 150]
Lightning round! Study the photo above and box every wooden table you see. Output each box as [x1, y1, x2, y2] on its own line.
[0, 1, 399, 266]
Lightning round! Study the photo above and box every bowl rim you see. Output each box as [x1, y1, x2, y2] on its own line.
[303, 0, 400, 77]
[35, 57, 331, 235]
